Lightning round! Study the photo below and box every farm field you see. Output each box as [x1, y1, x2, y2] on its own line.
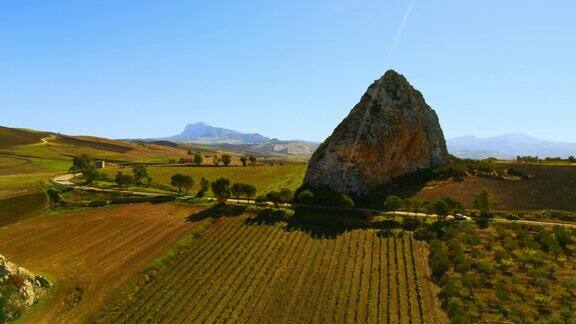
[105, 214, 447, 323]
[0, 203, 205, 323]
[414, 164, 576, 212]
[112, 164, 308, 196]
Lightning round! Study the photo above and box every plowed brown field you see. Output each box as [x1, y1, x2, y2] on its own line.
[0, 203, 202, 323]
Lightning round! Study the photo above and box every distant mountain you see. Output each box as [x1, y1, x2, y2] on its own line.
[213, 139, 320, 160]
[447, 133, 576, 159]
[161, 122, 270, 145]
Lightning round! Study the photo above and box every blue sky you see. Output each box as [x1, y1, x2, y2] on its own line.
[1, 0, 575, 142]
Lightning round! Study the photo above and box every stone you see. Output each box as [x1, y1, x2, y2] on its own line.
[0, 254, 51, 321]
[303, 70, 449, 196]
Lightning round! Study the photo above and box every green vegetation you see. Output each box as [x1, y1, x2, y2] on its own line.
[99, 210, 446, 323]
[428, 221, 576, 322]
[170, 173, 194, 195]
[211, 177, 231, 203]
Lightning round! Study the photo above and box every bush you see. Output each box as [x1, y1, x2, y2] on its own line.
[402, 217, 421, 231]
[297, 190, 315, 204]
[414, 227, 436, 241]
[46, 188, 63, 203]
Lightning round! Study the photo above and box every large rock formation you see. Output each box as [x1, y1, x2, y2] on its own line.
[1, 254, 51, 321]
[304, 70, 449, 196]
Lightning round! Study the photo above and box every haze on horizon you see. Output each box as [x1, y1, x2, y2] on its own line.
[1, 1, 575, 143]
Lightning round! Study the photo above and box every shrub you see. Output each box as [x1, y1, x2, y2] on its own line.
[46, 188, 63, 203]
[414, 227, 436, 241]
[297, 190, 314, 204]
[402, 217, 421, 231]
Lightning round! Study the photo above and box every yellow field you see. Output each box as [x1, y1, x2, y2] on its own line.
[106, 214, 447, 323]
[108, 164, 308, 195]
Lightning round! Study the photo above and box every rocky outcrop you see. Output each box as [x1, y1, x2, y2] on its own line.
[304, 70, 449, 195]
[0, 254, 51, 321]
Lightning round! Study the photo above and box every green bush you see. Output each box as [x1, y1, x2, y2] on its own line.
[297, 190, 315, 204]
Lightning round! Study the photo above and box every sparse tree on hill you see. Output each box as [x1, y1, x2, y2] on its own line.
[132, 164, 151, 186]
[193, 152, 203, 166]
[249, 156, 257, 166]
[212, 155, 221, 166]
[474, 188, 496, 217]
[211, 177, 231, 203]
[115, 171, 134, 189]
[385, 195, 403, 216]
[221, 154, 232, 167]
[240, 157, 248, 167]
[197, 177, 210, 198]
[170, 173, 187, 194]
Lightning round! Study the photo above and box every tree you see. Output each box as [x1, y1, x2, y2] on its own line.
[181, 175, 194, 194]
[569, 156, 576, 163]
[441, 197, 459, 216]
[211, 177, 231, 203]
[212, 156, 221, 166]
[221, 154, 232, 167]
[385, 196, 403, 216]
[170, 173, 187, 194]
[422, 200, 433, 222]
[242, 184, 257, 201]
[115, 171, 134, 189]
[197, 177, 210, 197]
[279, 188, 294, 205]
[297, 190, 315, 204]
[69, 154, 93, 173]
[433, 200, 449, 222]
[132, 164, 151, 186]
[337, 194, 355, 209]
[249, 156, 257, 166]
[240, 157, 248, 167]
[473, 188, 495, 217]
[231, 183, 243, 202]
[266, 191, 282, 208]
[193, 152, 203, 166]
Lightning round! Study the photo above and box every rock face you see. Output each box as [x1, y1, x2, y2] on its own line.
[304, 70, 449, 196]
[0, 254, 51, 321]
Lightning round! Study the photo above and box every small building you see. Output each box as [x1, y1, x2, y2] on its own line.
[95, 161, 106, 169]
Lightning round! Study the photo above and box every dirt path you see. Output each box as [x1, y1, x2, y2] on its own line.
[0, 203, 204, 323]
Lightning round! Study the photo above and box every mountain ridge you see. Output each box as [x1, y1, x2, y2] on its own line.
[447, 133, 576, 159]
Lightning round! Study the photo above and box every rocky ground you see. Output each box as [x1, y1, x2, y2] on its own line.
[0, 254, 51, 322]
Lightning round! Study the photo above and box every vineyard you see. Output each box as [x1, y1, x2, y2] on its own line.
[108, 215, 447, 323]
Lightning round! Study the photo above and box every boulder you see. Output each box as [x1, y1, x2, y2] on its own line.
[304, 70, 449, 196]
[0, 254, 51, 321]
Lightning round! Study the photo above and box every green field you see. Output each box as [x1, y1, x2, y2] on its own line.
[105, 164, 308, 196]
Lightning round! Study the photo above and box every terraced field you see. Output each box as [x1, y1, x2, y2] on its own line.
[108, 215, 447, 323]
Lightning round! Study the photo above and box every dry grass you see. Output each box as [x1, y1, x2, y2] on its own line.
[414, 164, 576, 211]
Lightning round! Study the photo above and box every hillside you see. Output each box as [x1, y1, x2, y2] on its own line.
[448, 133, 576, 159]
